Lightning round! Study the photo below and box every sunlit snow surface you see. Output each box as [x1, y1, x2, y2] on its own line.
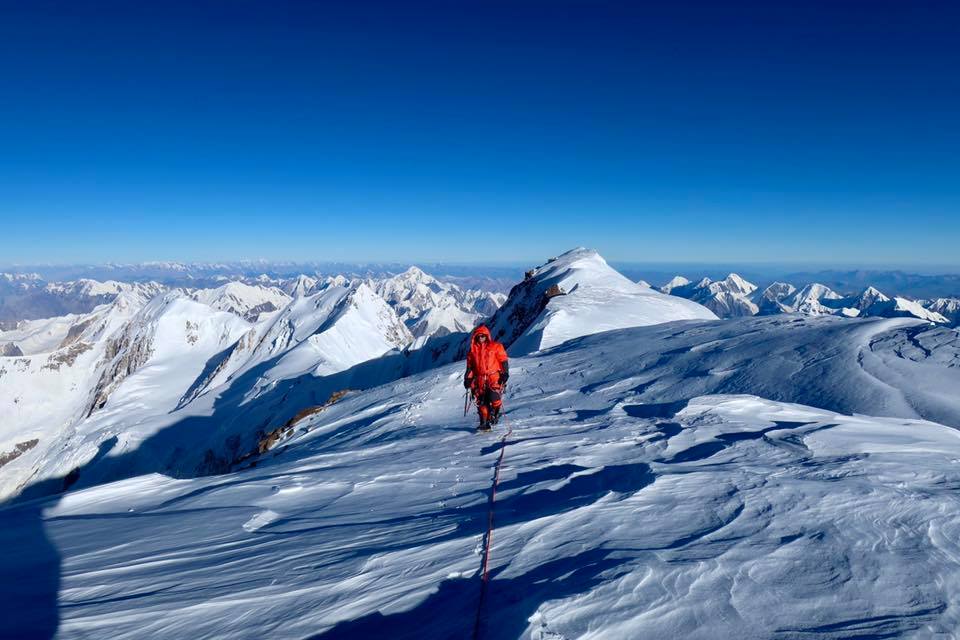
[4, 321, 960, 638]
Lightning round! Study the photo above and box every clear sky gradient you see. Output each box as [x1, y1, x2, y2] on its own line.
[1, 1, 958, 266]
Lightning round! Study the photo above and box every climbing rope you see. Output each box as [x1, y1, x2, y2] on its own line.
[472, 412, 513, 640]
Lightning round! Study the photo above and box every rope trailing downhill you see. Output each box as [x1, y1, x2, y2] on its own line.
[471, 414, 513, 640]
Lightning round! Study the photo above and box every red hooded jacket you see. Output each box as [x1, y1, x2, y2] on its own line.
[465, 325, 508, 390]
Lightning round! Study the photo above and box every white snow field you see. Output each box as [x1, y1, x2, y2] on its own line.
[3, 248, 960, 639]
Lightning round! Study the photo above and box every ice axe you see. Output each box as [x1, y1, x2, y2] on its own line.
[464, 389, 473, 416]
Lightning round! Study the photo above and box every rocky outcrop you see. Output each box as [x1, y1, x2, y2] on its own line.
[0, 439, 38, 470]
[0, 342, 23, 357]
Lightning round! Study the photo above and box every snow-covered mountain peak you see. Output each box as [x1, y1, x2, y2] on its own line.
[248, 282, 412, 383]
[793, 283, 842, 303]
[759, 282, 796, 300]
[753, 282, 797, 315]
[719, 273, 757, 296]
[44, 279, 166, 301]
[369, 266, 504, 339]
[926, 298, 960, 326]
[320, 274, 354, 290]
[190, 281, 291, 322]
[395, 265, 433, 283]
[780, 283, 844, 316]
[861, 296, 949, 324]
[282, 274, 321, 298]
[663, 273, 759, 318]
[856, 286, 891, 309]
[486, 248, 716, 354]
[660, 275, 690, 294]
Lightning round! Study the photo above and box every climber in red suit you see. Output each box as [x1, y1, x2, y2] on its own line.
[463, 325, 509, 430]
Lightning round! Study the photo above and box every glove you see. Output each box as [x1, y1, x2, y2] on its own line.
[498, 371, 509, 385]
[463, 374, 472, 389]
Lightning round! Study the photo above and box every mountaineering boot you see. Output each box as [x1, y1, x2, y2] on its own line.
[490, 406, 501, 426]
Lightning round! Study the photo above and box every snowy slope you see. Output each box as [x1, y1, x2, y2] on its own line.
[5, 251, 960, 639]
[0, 292, 251, 500]
[852, 285, 890, 310]
[183, 282, 412, 401]
[0, 313, 89, 355]
[927, 297, 960, 325]
[487, 249, 717, 354]
[0, 294, 151, 499]
[786, 283, 845, 315]
[44, 279, 165, 301]
[260, 283, 412, 382]
[190, 282, 292, 322]
[5, 317, 960, 638]
[753, 281, 796, 315]
[862, 296, 949, 323]
[281, 274, 322, 297]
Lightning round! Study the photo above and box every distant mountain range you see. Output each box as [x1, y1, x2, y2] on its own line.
[655, 273, 958, 325]
[0, 269, 507, 329]
[0, 261, 522, 294]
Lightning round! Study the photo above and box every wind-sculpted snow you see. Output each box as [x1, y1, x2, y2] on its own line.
[5, 319, 960, 638]
[546, 315, 960, 428]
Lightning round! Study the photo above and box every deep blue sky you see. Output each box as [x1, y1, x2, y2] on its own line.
[1, 0, 957, 266]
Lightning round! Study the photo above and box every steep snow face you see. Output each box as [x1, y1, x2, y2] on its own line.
[243, 284, 357, 364]
[487, 249, 716, 355]
[370, 266, 506, 338]
[785, 283, 847, 316]
[659, 274, 758, 318]
[927, 298, 960, 325]
[0, 282, 415, 501]
[0, 293, 252, 500]
[260, 283, 412, 382]
[862, 296, 949, 323]
[177, 281, 415, 410]
[717, 273, 757, 296]
[854, 285, 891, 310]
[754, 282, 796, 315]
[8, 317, 960, 639]
[0, 294, 153, 499]
[190, 282, 292, 322]
[280, 274, 321, 298]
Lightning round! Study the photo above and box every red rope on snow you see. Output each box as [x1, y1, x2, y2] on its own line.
[472, 413, 513, 640]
